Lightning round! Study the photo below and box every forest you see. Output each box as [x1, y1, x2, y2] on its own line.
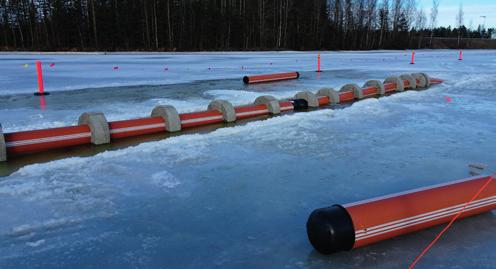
[0, 0, 494, 51]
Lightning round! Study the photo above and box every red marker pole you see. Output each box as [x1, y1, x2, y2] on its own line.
[410, 50, 415, 65]
[317, 54, 322, 72]
[34, 61, 50, 96]
[459, 50, 463, 61]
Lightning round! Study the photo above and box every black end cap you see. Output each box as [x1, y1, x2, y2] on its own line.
[291, 99, 308, 110]
[296, 72, 300, 79]
[306, 205, 355, 255]
[242, 76, 250, 84]
[34, 92, 50, 96]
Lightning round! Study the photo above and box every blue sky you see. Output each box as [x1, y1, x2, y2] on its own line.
[418, 0, 495, 28]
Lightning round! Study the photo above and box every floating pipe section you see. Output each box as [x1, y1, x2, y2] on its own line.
[0, 73, 442, 161]
[243, 72, 300, 84]
[306, 175, 496, 255]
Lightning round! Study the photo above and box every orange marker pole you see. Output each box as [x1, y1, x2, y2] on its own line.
[317, 54, 322, 72]
[34, 61, 50, 96]
[459, 50, 463, 61]
[410, 51, 415, 65]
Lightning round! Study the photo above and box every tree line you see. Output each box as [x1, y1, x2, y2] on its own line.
[0, 0, 494, 51]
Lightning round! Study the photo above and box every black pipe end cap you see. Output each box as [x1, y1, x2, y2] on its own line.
[296, 72, 300, 79]
[242, 76, 250, 84]
[291, 99, 308, 110]
[34, 92, 50, 96]
[306, 205, 355, 255]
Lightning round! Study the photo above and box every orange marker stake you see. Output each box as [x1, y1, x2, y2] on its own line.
[459, 50, 463, 61]
[34, 61, 49, 96]
[410, 50, 416, 65]
[317, 54, 322, 72]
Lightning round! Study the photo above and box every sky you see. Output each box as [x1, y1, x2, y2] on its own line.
[419, 0, 495, 29]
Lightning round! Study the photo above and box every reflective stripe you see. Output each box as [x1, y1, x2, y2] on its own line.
[6, 132, 92, 147]
[355, 196, 496, 241]
[110, 123, 166, 134]
[345, 175, 488, 207]
[236, 109, 269, 117]
[181, 115, 224, 124]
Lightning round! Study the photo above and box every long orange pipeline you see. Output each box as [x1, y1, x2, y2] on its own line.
[2, 77, 443, 157]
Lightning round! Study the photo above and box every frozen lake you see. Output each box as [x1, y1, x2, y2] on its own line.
[0, 50, 495, 268]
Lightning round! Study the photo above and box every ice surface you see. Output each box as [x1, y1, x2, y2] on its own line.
[0, 50, 495, 268]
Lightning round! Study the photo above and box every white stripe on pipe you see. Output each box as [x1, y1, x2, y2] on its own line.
[355, 198, 496, 241]
[110, 123, 166, 134]
[356, 199, 496, 241]
[181, 115, 224, 125]
[355, 196, 496, 238]
[6, 132, 92, 147]
[280, 106, 294, 111]
[344, 175, 490, 207]
[354, 195, 496, 237]
[354, 196, 496, 241]
[235, 109, 269, 117]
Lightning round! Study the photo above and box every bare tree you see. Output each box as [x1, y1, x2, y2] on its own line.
[415, 8, 427, 30]
[378, 0, 390, 48]
[89, 0, 98, 48]
[414, 7, 427, 48]
[392, 0, 401, 33]
[456, 3, 464, 47]
[456, 3, 464, 28]
[428, 0, 439, 48]
[403, 0, 417, 30]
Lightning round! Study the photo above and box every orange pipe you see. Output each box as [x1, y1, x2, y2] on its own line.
[279, 101, 295, 112]
[362, 86, 377, 96]
[339, 91, 355, 102]
[243, 72, 300, 84]
[234, 104, 270, 120]
[317, 96, 330, 106]
[2, 77, 443, 157]
[307, 175, 496, 254]
[180, 110, 224, 129]
[109, 117, 166, 139]
[4, 125, 92, 155]
[431, 78, 444, 84]
[384, 83, 396, 93]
